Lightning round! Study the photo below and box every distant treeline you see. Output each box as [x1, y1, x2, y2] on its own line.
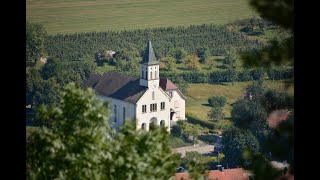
[45, 24, 265, 61]
[160, 66, 293, 83]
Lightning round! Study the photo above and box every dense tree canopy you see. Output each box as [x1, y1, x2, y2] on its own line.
[27, 83, 180, 179]
[26, 21, 47, 66]
[45, 24, 265, 63]
[222, 127, 260, 167]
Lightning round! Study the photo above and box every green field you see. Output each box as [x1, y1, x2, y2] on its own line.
[185, 80, 294, 125]
[27, 0, 256, 34]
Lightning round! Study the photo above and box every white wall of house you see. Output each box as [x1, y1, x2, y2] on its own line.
[166, 90, 186, 125]
[98, 95, 136, 130]
[136, 87, 171, 131]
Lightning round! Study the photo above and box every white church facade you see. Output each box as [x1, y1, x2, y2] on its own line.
[84, 41, 186, 131]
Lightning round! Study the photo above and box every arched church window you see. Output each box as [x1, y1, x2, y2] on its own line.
[142, 70, 144, 79]
[155, 70, 157, 79]
[145, 71, 148, 79]
[150, 71, 153, 79]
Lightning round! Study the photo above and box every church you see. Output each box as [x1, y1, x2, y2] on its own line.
[84, 41, 186, 131]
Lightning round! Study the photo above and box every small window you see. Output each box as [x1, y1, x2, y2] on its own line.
[169, 92, 173, 98]
[150, 71, 153, 79]
[146, 71, 148, 79]
[152, 91, 155, 100]
[155, 70, 157, 79]
[141, 70, 144, 79]
[161, 102, 165, 110]
[123, 107, 126, 123]
[142, 105, 146, 113]
[150, 103, 157, 112]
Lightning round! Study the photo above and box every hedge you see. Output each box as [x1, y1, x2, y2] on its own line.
[160, 66, 293, 83]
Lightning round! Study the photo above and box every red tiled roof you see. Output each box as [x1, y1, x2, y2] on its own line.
[175, 168, 249, 180]
[159, 78, 178, 91]
[267, 109, 290, 128]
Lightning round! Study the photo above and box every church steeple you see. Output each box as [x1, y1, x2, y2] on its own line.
[139, 40, 160, 88]
[140, 40, 159, 65]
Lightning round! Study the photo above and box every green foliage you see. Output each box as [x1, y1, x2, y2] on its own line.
[106, 123, 180, 180]
[208, 96, 227, 108]
[222, 127, 260, 167]
[196, 47, 210, 64]
[261, 89, 294, 113]
[45, 24, 264, 62]
[207, 107, 225, 121]
[172, 76, 189, 94]
[241, 0, 293, 67]
[41, 57, 62, 80]
[179, 121, 208, 145]
[26, 21, 47, 66]
[187, 115, 216, 130]
[171, 124, 183, 138]
[27, 83, 112, 179]
[169, 48, 188, 63]
[159, 56, 176, 71]
[249, 0, 293, 30]
[27, 83, 180, 179]
[231, 99, 267, 129]
[26, 68, 62, 107]
[223, 48, 238, 67]
[184, 54, 201, 71]
[181, 151, 225, 180]
[245, 80, 267, 99]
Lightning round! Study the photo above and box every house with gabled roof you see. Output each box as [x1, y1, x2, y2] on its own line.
[84, 40, 186, 131]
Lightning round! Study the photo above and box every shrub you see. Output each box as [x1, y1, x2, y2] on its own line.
[208, 96, 227, 107]
[207, 107, 225, 121]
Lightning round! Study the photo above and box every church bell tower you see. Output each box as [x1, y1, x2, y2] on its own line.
[139, 40, 160, 88]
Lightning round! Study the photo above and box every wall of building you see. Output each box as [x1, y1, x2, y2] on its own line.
[136, 87, 171, 131]
[98, 95, 136, 130]
[166, 90, 186, 125]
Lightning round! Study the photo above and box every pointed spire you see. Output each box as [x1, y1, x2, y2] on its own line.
[140, 40, 159, 65]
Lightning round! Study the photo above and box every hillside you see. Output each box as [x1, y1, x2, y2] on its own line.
[27, 0, 256, 34]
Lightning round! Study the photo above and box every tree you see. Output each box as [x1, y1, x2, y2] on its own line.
[181, 122, 206, 145]
[245, 79, 267, 100]
[26, 21, 47, 66]
[224, 48, 238, 66]
[261, 89, 294, 113]
[184, 54, 201, 71]
[196, 47, 210, 64]
[181, 151, 225, 179]
[27, 83, 180, 179]
[169, 48, 187, 63]
[231, 99, 267, 130]
[226, 67, 238, 86]
[41, 57, 62, 80]
[173, 76, 189, 94]
[241, 0, 293, 67]
[207, 107, 225, 121]
[159, 56, 176, 70]
[208, 96, 227, 107]
[222, 127, 260, 167]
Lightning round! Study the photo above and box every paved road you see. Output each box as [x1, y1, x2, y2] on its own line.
[173, 144, 215, 157]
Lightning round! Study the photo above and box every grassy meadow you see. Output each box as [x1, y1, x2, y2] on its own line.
[27, 0, 256, 34]
[185, 80, 294, 128]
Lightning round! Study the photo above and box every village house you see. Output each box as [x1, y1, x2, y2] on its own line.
[84, 40, 186, 131]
